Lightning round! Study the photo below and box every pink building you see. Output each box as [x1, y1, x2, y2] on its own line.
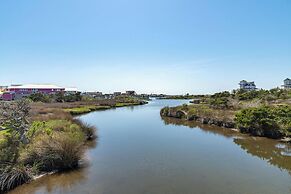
[2, 84, 65, 101]
[2, 92, 15, 101]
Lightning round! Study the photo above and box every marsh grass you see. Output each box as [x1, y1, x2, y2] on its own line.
[73, 119, 97, 140]
[64, 105, 111, 115]
[23, 131, 85, 172]
[0, 163, 33, 193]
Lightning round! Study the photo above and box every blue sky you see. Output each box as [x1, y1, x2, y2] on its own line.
[0, 0, 290, 94]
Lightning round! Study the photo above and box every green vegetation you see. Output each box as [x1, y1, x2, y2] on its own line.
[234, 88, 291, 101]
[23, 120, 86, 171]
[28, 92, 82, 103]
[159, 94, 206, 100]
[28, 93, 51, 103]
[114, 102, 142, 107]
[161, 88, 291, 139]
[235, 105, 291, 138]
[64, 105, 111, 115]
[209, 97, 229, 109]
[64, 98, 147, 115]
[161, 104, 235, 123]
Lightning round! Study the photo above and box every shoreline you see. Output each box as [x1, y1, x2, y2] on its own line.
[160, 105, 291, 142]
[64, 101, 148, 116]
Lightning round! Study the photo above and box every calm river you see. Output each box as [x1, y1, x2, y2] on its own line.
[10, 99, 291, 194]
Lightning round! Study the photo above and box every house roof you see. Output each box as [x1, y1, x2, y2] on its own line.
[65, 87, 78, 92]
[284, 78, 290, 81]
[8, 84, 64, 89]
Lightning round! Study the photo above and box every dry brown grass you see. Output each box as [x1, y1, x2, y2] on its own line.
[30, 105, 72, 121]
[30, 101, 106, 121]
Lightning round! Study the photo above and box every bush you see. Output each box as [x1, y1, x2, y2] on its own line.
[28, 93, 51, 103]
[54, 92, 82, 103]
[0, 130, 19, 164]
[211, 91, 231, 98]
[23, 120, 86, 171]
[23, 131, 84, 172]
[235, 107, 277, 130]
[235, 106, 291, 138]
[209, 97, 229, 109]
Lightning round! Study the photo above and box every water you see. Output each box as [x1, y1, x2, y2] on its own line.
[10, 99, 291, 194]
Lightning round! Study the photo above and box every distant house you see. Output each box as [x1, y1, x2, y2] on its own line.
[126, 91, 136, 96]
[3, 84, 65, 100]
[113, 92, 122, 96]
[282, 78, 291, 89]
[82, 91, 103, 98]
[239, 80, 257, 91]
[65, 87, 79, 95]
[104, 94, 113, 99]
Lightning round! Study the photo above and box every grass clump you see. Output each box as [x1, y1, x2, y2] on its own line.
[0, 163, 33, 193]
[114, 102, 140, 107]
[23, 131, 84, 172]
[23, 119, 96, 171]
[73, 119, 97, 140]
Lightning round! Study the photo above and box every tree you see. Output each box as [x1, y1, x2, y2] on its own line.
[0, 99, 30, 163]
[28, 93, 51, 103]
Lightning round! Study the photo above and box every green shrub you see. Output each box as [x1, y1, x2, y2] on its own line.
[235, 105, 291, 137]
[0, 130, 18, 164]
[27, 121, 53, 139]
[211, 91, 231, 98]
[23, 120, 86, 171]
[209, 97, 229, 109]
[235, 107, 277, 130]
[23, 131, 84, 172]
[28, 93, 51, 103]
[27, 120, 83, 139]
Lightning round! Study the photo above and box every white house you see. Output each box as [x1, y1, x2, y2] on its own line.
[239, 80, 257, 91]
[282, 78, 291, 89]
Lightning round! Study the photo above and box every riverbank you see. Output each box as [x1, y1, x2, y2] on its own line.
[160, 89, 291, 139]
[30, 98, 148, 117]
[160, 103, 291, 140]
[161, 104, 236, 127]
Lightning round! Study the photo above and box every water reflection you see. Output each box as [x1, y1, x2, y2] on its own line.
[10, 168, 89, 194]
[9, 137, 97, 194]
[162, 117, 239, 138]
[162, 116, 291, 174]
[234, 138, 291, 174]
